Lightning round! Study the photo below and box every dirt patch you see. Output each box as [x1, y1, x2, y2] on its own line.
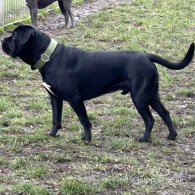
[0, 0, 129, 38]
[38, 0, 130, 36]
[0, 0, 129, 53]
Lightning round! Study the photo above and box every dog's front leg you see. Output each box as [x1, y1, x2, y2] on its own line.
[69, 100, 92, 142]
[30, 8, 38, 26]
[49, 95, 63, 136]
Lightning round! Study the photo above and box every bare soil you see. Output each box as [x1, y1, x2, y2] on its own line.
[34, 0, 130, 36]
[0, 0, 129, 52]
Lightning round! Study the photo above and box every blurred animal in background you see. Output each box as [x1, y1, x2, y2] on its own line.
[26, 0, 74, 28]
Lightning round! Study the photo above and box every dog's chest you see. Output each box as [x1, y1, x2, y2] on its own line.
[42, 82, 57, 97]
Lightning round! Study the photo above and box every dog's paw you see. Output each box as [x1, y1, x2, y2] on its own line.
[139, 137, 151, 143]
[48, 130, 58, 137]
[82, 135, 91, 142]
[49, 134, 60, 138]
[167, 132, 177, 140]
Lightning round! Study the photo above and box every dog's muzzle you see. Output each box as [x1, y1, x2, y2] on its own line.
[2, 38, 17, 58]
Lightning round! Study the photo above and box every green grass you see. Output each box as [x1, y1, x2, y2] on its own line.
[14, 183, 50, 195]
[0, 0, 195, 194]
[60, 177, 96, 194]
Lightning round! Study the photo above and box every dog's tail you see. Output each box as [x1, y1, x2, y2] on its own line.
[147, 43, 194, 70]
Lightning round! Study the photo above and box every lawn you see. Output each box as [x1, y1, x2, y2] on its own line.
[0, 0, 195, 194]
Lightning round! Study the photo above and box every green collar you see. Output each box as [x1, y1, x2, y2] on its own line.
[33, 38, 58, 70]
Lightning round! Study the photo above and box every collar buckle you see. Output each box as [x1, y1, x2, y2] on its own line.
[41, 53, 50, 63]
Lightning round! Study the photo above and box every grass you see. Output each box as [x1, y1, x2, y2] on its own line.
[60, 177, 96, 194]
[14, 183, 50, 195]
[0, 0, 195, 194]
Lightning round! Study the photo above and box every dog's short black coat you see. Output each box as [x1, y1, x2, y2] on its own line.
[2, 25, 194, 142]
[26, 0, 74, 27]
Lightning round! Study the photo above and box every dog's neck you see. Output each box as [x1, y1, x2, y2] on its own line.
[33, 38, 57, 70]
[19, 32, 51, 68]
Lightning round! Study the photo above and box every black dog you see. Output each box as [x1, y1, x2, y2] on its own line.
[26, 0, 74, 27]
[2, 25, 194, 142]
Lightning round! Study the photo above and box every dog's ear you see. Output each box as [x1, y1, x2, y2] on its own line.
[19, 25, 36, 45]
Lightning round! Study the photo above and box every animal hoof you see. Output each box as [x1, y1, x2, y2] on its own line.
[167, 132, 177, 140]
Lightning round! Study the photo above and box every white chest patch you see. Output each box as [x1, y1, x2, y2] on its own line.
[42, 82, 57, 97]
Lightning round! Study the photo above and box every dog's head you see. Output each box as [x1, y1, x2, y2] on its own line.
[2, 24, 51, 68]
[2, 25, 36, 58]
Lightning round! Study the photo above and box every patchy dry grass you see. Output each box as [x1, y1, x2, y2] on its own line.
[0, 0, 195, 194]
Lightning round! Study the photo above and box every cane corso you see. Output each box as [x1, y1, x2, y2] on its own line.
[26, 0, 74, 28]
[2, 25, 194, 142]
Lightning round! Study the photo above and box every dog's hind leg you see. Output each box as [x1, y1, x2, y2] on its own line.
[58, 0, 74, 28]
[63, 0, 74, 28]
[134, 102, 155, 142]
[150, 89, 177, 140]
[69, 100, 92, 142]
[58, 0, 69, 27]
[130, 77, 155, 142]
